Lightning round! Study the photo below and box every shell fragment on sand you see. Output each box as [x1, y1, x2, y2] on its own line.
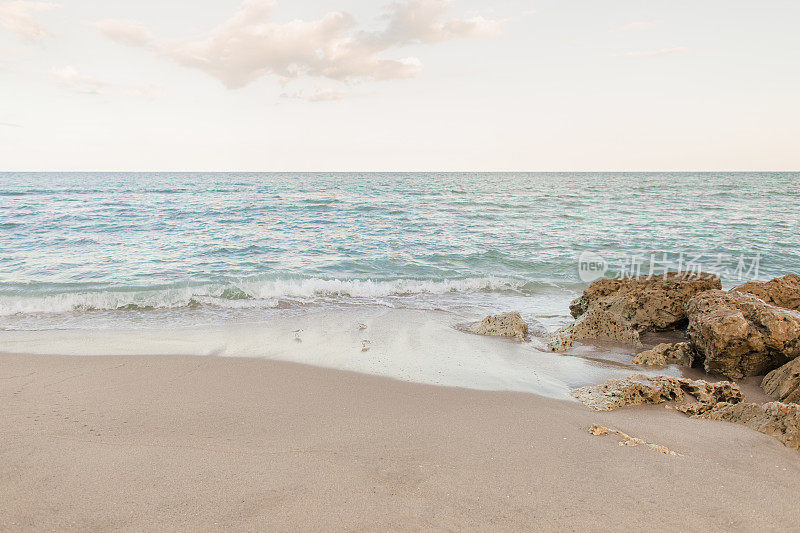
[588, 424, 682, 456]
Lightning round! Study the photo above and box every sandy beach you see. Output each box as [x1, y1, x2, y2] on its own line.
[3, 0, 799, 527]
[2, 351, 799, 531]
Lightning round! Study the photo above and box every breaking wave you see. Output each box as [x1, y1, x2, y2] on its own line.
[0, 277, 543, 316]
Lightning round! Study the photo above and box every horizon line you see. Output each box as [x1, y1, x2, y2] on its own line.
[2, 170, 799, 174]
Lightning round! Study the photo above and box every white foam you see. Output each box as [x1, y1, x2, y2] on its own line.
[0, 276, 533, 316]
[0, 307, 681, 399]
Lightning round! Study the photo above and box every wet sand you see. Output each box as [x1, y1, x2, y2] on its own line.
[1, 352, 799, 531]
[0, 308, 692, 399]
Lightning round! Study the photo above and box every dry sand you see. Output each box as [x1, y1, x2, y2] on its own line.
[2, 352, 800, 531]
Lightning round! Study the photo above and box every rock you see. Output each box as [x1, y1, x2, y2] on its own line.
[588, 424, 610, 435]
[587, 424, 682, 456]
[571, 374, 743, 415]
[686, 290, 800, 379]
[547, 310, 641, 351]
[632, 342, 695, 366]
[546, 333, 575, 351]
[470, 312, 528, 340]
[762, 358, 800, 403]
[549, 272, 720, 351]
[732, 274, 800, 311]
[698, 401, 800, 450]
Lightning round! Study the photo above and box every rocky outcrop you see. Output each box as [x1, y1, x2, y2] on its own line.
[698, 401, 800, 450]
[632, 342, 695, 366]
[547, 311, 641, 351]
[549, 272, 720, 351]
[732, 274, 800, 311]
[762, 358, 800, 403]
[574, 374, 800, 450]
[686, 290, 800, 379]
[470, 312, 528, 340]
[571, 374, 742, 415]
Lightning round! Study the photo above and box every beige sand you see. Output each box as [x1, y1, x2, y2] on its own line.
[1, 352, 799, 531]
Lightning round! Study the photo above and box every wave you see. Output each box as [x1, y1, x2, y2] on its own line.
[0, 277, 546, 316]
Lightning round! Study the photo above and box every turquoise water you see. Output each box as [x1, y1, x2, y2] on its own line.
[1, 172, 798, 331]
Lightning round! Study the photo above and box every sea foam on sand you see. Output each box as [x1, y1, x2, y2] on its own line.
[0, 307, 681, 399]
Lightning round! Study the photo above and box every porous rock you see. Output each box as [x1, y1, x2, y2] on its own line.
[570, 374, 742, 415]
[548, 272, 720, 351]
[632, 342, 695, 367]
[762, 358, 800, 403]
[686, 290, 800, 379]
[698, 401, 800, 450]
[732, 273, 800, 311]
[470, 312, 528, 340]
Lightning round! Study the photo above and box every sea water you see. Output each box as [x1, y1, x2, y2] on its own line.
[1, 172, 798, 331]
[1, 172, 799, 395]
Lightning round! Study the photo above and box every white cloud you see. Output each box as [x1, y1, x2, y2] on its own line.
[619, 21, 654, 32]
[0, 1, 58, 41]
[618, 46, 690, 58]
[92, 0, 500, 90]
[91, 18, 153, 47]
[50, 65, 163, 98]
[372, 0, 501, 46]
[307, 87, 347, 102]
[282, 85, 349, 102]
[50, 65, 106, 93]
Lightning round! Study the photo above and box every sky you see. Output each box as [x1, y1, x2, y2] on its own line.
[0, 0, 798, 171]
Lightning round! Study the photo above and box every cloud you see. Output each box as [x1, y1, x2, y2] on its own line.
[281, 86, 349, 102]
[92, 0, 500, 90]
[49, 65, 163, 98]
[50, 65, 107, 94]
[0, 0, 58, 41]
[617, 46, 690, 58]
[371, 0, 500, 46]
[619, 21, 654, 32]
[306, 87, 348, 102]
[91, 18, 153, 46]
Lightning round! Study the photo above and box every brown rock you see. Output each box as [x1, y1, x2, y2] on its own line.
[632, 342, 695, 366]
[470, 312, 528, 340]
[549, 272, 720, 351]
[762, 358, 800, 403]
[698, 401, 800, 450]
[547, 333, 576, 352]
[732, 274, 800, 311]
[571, 374, 742, 415]
[686, 290, 800, 379]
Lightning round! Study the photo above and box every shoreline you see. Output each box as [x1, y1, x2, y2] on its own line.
[2, 352, 799, 531]
[0, 307, 690, 400]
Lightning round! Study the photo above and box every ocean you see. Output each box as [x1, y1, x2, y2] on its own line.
[1, 172, 798, 333]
